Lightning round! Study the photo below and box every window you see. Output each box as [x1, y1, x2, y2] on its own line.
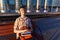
[6, 0, 15, 12]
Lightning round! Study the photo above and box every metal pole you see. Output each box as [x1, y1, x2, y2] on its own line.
[15, 0, 19, 12]
[44, 0, 47, 13]
[56, 0, 59, 12]
[36, 0, 39, 12]
[1, 0, 5, 13]
[27, 0, 30, 12]
[56, 7, 58, 12]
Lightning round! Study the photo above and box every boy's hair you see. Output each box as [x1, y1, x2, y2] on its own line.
[18, 6, 25, 10]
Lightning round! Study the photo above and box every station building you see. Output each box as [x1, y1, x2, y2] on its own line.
[0, 0, 60, 13]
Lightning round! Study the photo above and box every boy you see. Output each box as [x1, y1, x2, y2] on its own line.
[14, 6, 33, 40]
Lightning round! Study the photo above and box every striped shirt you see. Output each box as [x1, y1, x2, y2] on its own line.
[14, 16, 32, 37]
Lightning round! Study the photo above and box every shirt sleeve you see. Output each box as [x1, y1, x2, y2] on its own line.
[28, 18, 32, 27]
[27, 18, 33, 31]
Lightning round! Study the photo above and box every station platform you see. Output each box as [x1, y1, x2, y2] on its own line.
[0, 12, 60, 40]
[1, 17, 60, 40]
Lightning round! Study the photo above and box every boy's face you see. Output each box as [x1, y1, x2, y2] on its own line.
[19, 8, 25, 15]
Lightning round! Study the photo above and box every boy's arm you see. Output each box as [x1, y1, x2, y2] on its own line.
[14, 19, 18, 33]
